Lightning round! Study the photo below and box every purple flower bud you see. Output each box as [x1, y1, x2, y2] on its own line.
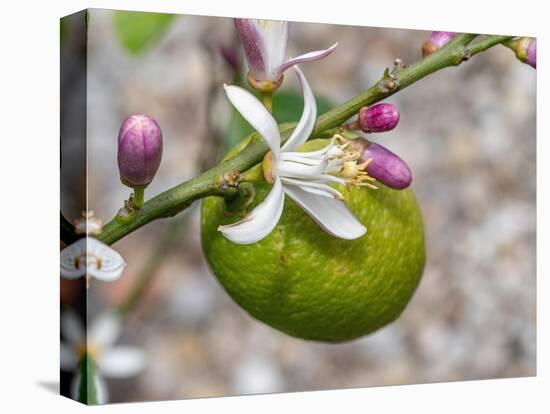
[234, 18, 337, 91]
[430, 31, 456, 47]
[510, 37, 536, 69]
[422, 31, 456, 57]
[527, 39, 536, 69]
[353, 140, 412, 190]
[358, 104, 400, 133]
[117, 114, 163, 188]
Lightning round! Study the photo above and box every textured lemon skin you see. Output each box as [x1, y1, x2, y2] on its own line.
[200, 179, 425, 342]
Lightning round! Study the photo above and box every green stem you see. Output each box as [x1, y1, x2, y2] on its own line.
[97, 34, 512, 246]
[133, 186, 145, 209]
[469, 35, 517, 55]
[260, 91, 273, 113]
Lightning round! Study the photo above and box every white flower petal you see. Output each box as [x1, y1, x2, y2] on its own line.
[60, 238, 126, 282]
[89, 312, 122, 349]
[86, 238, 126, 282]
[99, 346, 146, 378]
[60, 342, 77, 371]
[283, 184, 367, 239]
[281, 66, 317, 152]
[259, 20, 288, 78]
[280, 177, 344, 199]
[60, 238, 86, 279]
[61, 309, 84, 346]
[224, 84, 281, 159]
[219, 177, 285, 244]
[276, 42, 338, 77]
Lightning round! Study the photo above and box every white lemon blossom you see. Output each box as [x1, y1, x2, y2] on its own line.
[219, 66, 375, 244]
[61, 310, 145, 404]
[234, 18, 337, 85]
[60, 237, 126, 282]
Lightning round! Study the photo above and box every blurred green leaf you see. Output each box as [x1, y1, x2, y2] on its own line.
[272, 90, 333, 124]
[223, 89, 333, 151]
[113, 11, 175, 55]
[60, 17, 68, 48]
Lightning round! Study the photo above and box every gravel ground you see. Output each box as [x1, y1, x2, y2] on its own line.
[67, 10, 535, 402]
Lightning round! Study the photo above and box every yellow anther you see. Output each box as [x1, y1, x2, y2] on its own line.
[358, 158, 372, 171]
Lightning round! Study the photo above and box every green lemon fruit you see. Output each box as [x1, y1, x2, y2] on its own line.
[201, 155, 425, 343]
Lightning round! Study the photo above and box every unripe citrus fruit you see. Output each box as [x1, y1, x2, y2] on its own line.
[201, 145, 425, 342]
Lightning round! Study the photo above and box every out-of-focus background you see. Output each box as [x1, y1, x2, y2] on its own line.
[63, 9, 536, 402]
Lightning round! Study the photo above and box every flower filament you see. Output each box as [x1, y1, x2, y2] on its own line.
[270, 135, 377, 202]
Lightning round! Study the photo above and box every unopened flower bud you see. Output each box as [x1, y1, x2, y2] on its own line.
[234, 19, 337, 93]
[358, 103, 400, 133]
[507, 37, 536, 69]
[117, 114, 163, 188]
[422, 31, 456, 57]
[527, 39, 536, 69]
[351, 139, 412, 189]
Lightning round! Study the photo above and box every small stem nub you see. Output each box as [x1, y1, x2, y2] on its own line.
[222, 170, 242, 190]
[379, 68, 400, 93]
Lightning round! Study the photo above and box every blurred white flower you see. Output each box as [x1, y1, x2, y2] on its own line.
[233, 353, 284, 394]
[73, 210, 103, 235]
[60, 237, 126, 283]
[61, 310, 146, 404]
